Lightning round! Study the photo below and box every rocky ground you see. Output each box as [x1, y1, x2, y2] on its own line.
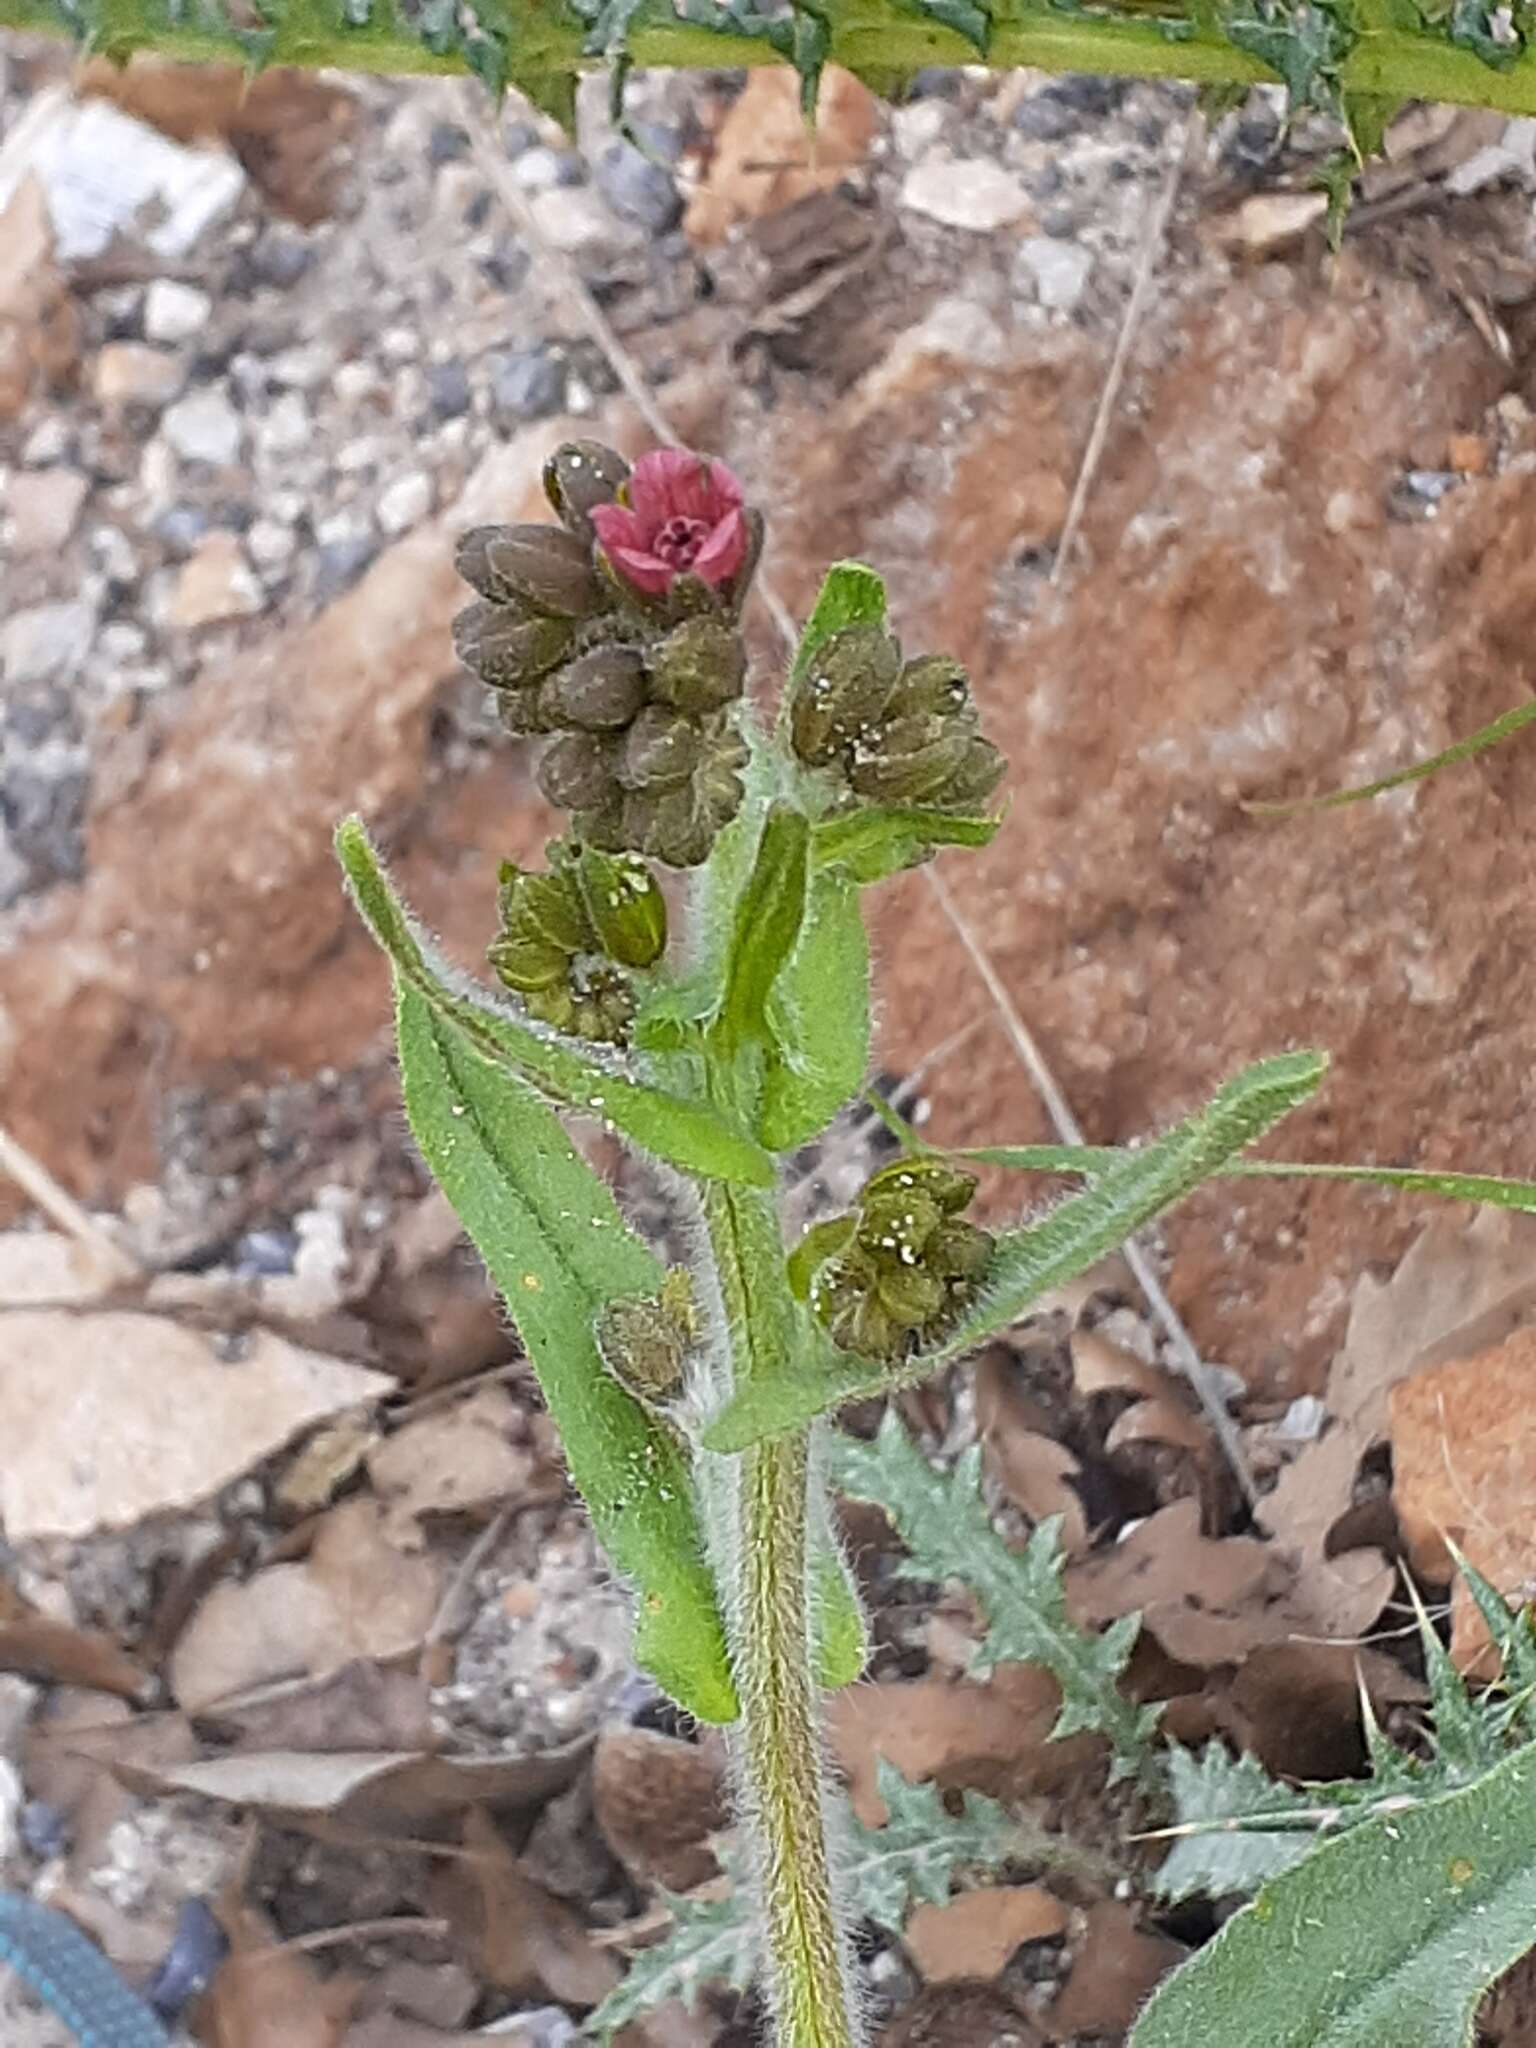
[2, 34, 1536, 2048]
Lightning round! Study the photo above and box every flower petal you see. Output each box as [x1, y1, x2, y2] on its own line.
[589, 502, 648, 554]
[599, 541, 676, 595]
[690, 508, 749, 588]
[627, 448, 701, 528]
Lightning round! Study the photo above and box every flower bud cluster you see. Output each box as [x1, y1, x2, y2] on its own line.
[789, 625, 1004, 813]
[488, 841, 667, 1045]
[804, 1158, 993, 1362]
[453, 442, 761, 868]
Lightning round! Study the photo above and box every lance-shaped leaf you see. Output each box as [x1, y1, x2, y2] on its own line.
[337, 818, 774, 1188]
[759, 870, 871, 1151]
[709, 803, 810, 1057]
[396, 985, 737, 1723]
[1129, 1740, 1536, 2048]
[811, 802, 1002, 883]
[705, 1051, 1326, 1449]
[829, 1413, 1158, 1781]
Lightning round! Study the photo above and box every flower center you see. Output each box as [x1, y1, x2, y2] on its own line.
[654, 515, 709, 568]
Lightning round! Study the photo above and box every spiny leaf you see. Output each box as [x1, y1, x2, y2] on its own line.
[584, 1849, 756, 2042]
[1243, 696, 1536, 815]
[828, 1413, 1160, 1781]
[337, 818, 775, 1188]
[1153, 1745, 1313, 1901]
[395, 986, 737, 1722]
[1130, 1740, 1536, 2048]
[1224, 0, 1356, 115]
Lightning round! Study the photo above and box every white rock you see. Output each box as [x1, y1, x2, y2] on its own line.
[377, 469, 434, 535]
[333, 360, 382, 406]
[900, 158, 1031, 232]
[1017, 236, 1094, 313]
[6, 466, 87, 554]
[99, 620, 148, 662]
[260, 390, 311, 457]
[22, 416, 69, 465]
[93, 341, 185, 408]
[162, 387, 243, 466]
[531, 184, 619, 255]
[247, 518, 296, 570]
[267, 343, 335, 390]
[1, 600, 95, 684]
[379, 325, 420, 364]
[167, 532, 263, 630]
[891, 102, 948, 158]
[143, 277, 212, 343]
[511, 146, 569, 192]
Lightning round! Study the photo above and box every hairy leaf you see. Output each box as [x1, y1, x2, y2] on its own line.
[1154, 1745, 1315, 1900]
[811, 803, 1003, 883]
[789, 561, 888, 687]
[1130, 1741, 1536, 2048]
[338, 818, 774, 1187]
[829, 1413, 1159, 1780]
[759, 870, 871, 1150]
[395, 986, 737, 1722]
[711, 803, 811, 1057]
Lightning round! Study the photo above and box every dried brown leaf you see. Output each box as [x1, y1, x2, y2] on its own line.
[277, 1416, 381, 1517]
[1069, 1329, 1168, 1402]
[829, 1670, 1067, 1827]
[0, 1609, 150, 1699]
[683, 66, 878, 247]
[366, 1386, 540, 1542]
[880, 1981, 1044, 2047]
[205, 1901, 360, 2048]
[975, 1352, 1087, 1552]
[196, 1660, 436, 1755]
[1047, 1900, 1183, 2038]
[592, 1727, 727, 1892]
[436, 1807, 619, 2008]
[904, 1886, 1068, 1983]
[0, 1311, 391, 1539]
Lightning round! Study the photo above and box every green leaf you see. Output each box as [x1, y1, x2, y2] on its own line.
[395, 986, 737, 1723]
[811, 803, 1003, 884]
[337, 817, 774, 1188]
[585, 1845, 756, 2042]
[789, 562, 888, 687]
[1154, 1746, 1314, 1901]
[899, 0, 991, 51]
[829, 1413, 1160, 1781]
[759, 871, 871, 1151]
[1243, 697, 1536, 815]
[711, 803, 811, 1057]
[1129, 1740, 1536, 2048]
[811, 1540, 868, 1691]
[704, 1052, 1326, 1448]
[1224, 0, 1356, 115]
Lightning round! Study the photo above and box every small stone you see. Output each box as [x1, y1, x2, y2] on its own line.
[1219, 190, 1327, 254]
[1013, 92, 1075, 142]
[334, 361, 381, 406]
[479, 236, 531, 293]
[425, 358, 472, 421]
[428, 120, 471, 165]
[248, 230, 314, 289]
[377, 471, 434, 534]
[99, 621, 147, 662]
[1049, 72, 1127, 114]
[247, 518, 295, 570]
[900, 159, 1031, 232]
[1447, 432, 1491, 476]
[89, 523, 138, 583]
[594, 138, 682, 233]
[260, 390, 312, 456]
[167, 532, 263, 630]
[380, 326, 419, 363]
[2, 602, 95, 684]
[891, 101, 948, 156]
[0, 753, 89, 889]
[6, 467, 87, 554]
[1017, 236, 1093, 313]
[267, 343, 334, 389]
[310, 533, 379, 606]
[530, 185, 619, 256]
[153, 501, 212, 557]
[162, 387, 244, 466]
[489, 345, 567, 423]
[511, 146, 572, 193]
[93, 342, 185, 408]
[1323, 489, 1375, 536]
[22, 418, 70, 465]
[144, 279, 213, 344]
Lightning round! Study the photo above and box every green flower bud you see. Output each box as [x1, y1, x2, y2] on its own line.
[508, 869, 593, 955]
[858, 1185, 944, 1266]
[566, 963, 637, 1045]
[538, 732, 621, 812]
[926, 1217, 993, 1282]
[455, 524, 602, 619]
[848, 728, 974, 805]
[539, 644, 647, 733]
[543, 441, 631, 542]
[453, 601, 573, 692]
[864, 1157, 979, 1217]
[945, 737, 1007, 808]
[625, 788, 715, 869]
[574, 846, 668, 969]
[620, 707, 704, 793]
[810, 1157, 993, 1360]
[596, 1268, 698, 1404]
[646, 617, 748, 714]
[873, 1263, 947, 1328]
[571, 798, 628, 852]
[488, 933, 569, 994]
[498, 690, 559, 739]
[887, 655, 971, 721]
[790, 625, 902, 766]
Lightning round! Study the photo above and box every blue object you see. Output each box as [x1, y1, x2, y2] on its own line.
[143, 1899, 226, 2022]
[0, 1893, 171, 2047]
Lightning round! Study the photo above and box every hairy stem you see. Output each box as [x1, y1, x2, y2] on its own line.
[701, 1178, 861, 2048]
[736, 1428, 861, 2048]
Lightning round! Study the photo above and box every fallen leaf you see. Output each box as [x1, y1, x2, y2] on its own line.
[205, 1900, 360, 2048]
[277, 1415, 381, 1517]
[1214, 190, 1328, 255]
[592, 1727, 727, 1892]
[0, 173, 78, 419]
[0, 1608, 150, 1700]
[1390, 1327, 1536, 1664]
[196, 1660, 436, 1755]
[975, 1351, 1087, 1552]
[168, 1499, 438, 1711]
[113, 1739, 589, 1831]
[24, 1688, 198, 1877]
[1263, 1210, 1536, 1617]
[904, 1886, 1067, 1983]
[1224, 1641, 1421, 1782]
[684, 66, 878, 247]
[880, 1981, 1044, 2047]
[435, 1807, 619, 2008]
[366, 1386, 539, 1543]
[1047, 1900, 1183, 2038]
[1069, 1329, 1170, 1402]
[0, 1311, 392, 1540]
[1103, 1396, 1209, 1458]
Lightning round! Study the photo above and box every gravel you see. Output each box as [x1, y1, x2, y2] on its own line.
[489, 344, 567, 423]
[161, 387, 244, 466]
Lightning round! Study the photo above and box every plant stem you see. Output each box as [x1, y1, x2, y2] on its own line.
[701, 1178, 862, 2048]
[736, 1428, 861, 2048]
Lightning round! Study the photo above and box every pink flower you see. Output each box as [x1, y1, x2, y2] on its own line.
[590, 448, 749, 596]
